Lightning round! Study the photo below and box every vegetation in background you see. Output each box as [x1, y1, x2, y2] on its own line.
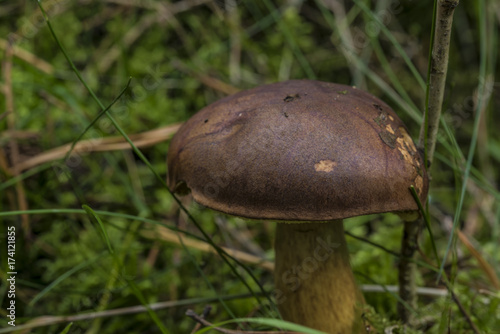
[0, 0, 499, 333]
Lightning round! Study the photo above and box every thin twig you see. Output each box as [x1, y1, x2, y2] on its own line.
[398, 219, 424, 325]
[399, 0, 459, 325]
[418, 0, 460, 161]
[446, 283, 481, 334]
[8, 124, 181, 173]
[186, 309, 300, 334]
[361, 285, 447, 297]
[142, 226, 274, 271]
[344, 231, 401, 258]
[190, 305, 213, 334]
[0, 294, 258, 334]
[397, 219, 422, 323]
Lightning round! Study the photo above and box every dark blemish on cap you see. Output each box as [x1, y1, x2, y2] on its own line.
[379, 131, 397, 149]
[373, 111, 388, 127]
[284, 94, 300, 102]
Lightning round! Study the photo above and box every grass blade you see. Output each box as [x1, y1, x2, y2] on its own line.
[58, 322, 73, 334]
[192, 316, 328, 334]
[353, 0, 426, 91]
[63, 77, 132, 162]
[28, 254, 101, 308]
[261, 0, 316, 79]
[81, 205, 171, 334]
[82, 205, 114, 254]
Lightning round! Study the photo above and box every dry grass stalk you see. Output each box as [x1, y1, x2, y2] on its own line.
[9, 123, 182, 173]
[142, 225, 275, 271]
[399, 0, 460, 324]
[1, 36, 31, 238]
[0, 38, 54, 74]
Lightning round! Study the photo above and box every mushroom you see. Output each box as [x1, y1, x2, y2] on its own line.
[167, 80, 428, 333]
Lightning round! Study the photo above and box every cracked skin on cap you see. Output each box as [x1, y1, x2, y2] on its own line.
[167, 80, 428, 221]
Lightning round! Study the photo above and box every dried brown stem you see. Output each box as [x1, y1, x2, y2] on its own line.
[399, 0, 459, 325]
[418, 0, 460, 159]
[0, 38, 54, 74]
[7, 124, 181, 173]
[190, 305, 212, 334]
[141, 225, 274, 271]
[2, 35, 31, 239]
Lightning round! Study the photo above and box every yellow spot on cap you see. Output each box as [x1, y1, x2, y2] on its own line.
[414, 175, 424, 195]
[399, 127, 417, 152]
[314, 160, 337, 172]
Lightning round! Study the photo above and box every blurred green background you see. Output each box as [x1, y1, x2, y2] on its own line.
[0, 0, 499, 333]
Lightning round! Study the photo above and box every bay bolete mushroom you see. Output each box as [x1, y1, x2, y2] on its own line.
[167, 80, 428, 333]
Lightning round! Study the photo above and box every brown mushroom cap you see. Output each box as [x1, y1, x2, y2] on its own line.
[167, 80, 428, 221]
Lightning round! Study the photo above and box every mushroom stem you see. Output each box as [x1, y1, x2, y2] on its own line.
[274, 222, 365, 333]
